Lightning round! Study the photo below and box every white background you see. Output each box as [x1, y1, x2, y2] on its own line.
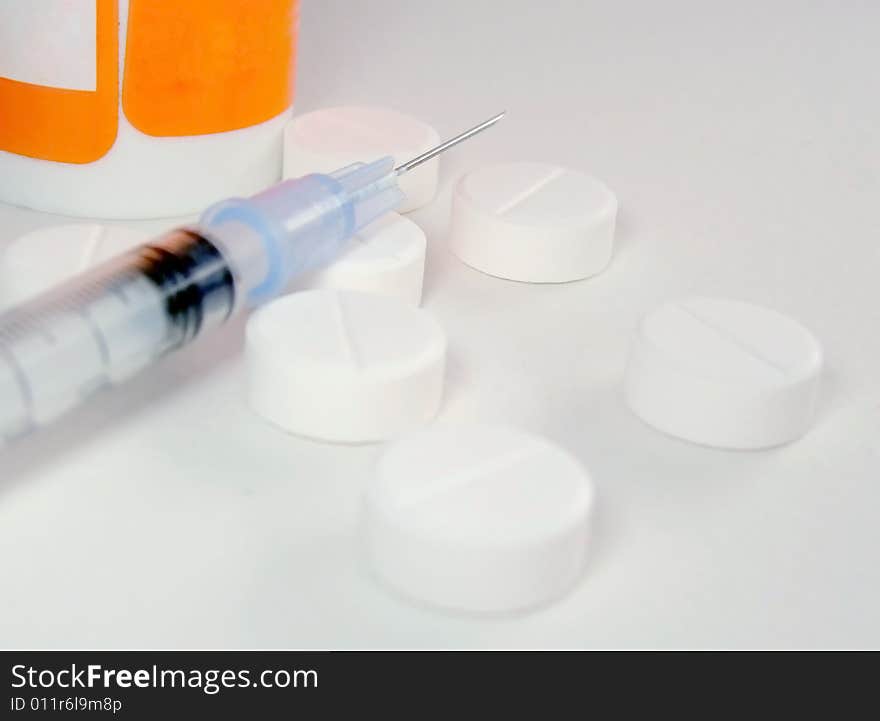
[0, 0, 878, 649]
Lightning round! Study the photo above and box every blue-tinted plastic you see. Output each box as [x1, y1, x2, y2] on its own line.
[200, 156, 404, 304]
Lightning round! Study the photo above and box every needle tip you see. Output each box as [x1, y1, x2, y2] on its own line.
[395, 111, 507, 175]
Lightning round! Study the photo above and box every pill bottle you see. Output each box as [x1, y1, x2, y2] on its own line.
[0, 0, 299, 218]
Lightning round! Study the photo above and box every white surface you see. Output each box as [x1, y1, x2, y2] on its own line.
[0, 0, 96, 91]
[0, 0, 879, 649]
[292, 212, 426, 305]
[365, 425, 594, 613]
[0, 223, 150, 308]
[450, 162, 616, 282]
[246, 290, 445, 442]
[624, 297, 823, 449]
[283, 106, 440, 212]
[0, 0, 289, 218]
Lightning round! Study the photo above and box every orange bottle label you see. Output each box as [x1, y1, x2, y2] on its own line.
[0, 0, 119, 164]
[0, 0, 297, 164]
[122, 0, 298, 137]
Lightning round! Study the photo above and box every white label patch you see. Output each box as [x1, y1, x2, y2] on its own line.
[0, 0, 97, 91]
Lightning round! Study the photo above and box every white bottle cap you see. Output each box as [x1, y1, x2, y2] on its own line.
[246, 289, 446, 443]
[624, 297, 823, 449]
[364, 425, 595, 613]
[0, 223, 150, 308]
[283, 106, 440, 213]
[450, 162, 617, 282]
[292, 213, 426, 305]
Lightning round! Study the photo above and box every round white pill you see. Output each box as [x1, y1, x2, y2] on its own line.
[283, 106, 441, 213]
[449, 162, 617, 283]
[0, 223, 150, 308]
[292, 213, 426, 306]
[364, 425, 595, 613]
[246, 289, 446, 443]
[624, 297, 823, 450]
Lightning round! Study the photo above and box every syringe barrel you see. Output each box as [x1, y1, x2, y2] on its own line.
[0, 229, 236, 441]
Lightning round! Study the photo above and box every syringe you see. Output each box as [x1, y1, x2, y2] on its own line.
[0, 112, 504, 445]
